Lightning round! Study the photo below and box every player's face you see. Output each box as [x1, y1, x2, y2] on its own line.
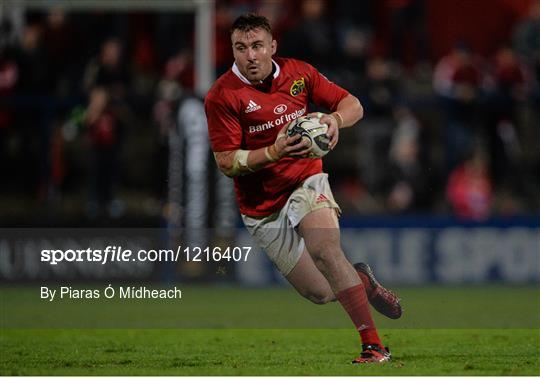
[231, 28, 276, 84]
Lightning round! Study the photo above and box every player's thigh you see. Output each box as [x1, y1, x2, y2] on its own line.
[298, 207, 341, 256]
[242, 212, 304, 276]
[285, 248, 334, 303]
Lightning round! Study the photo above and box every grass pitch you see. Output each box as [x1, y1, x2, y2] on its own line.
[1, 329, 538, 375]
[1, 285, 539, 375]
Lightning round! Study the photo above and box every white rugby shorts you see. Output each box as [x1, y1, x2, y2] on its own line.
[241, 173, 340, 276]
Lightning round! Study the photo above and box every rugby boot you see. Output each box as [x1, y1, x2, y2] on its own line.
[353, 344, 391, 364]
[354, 262, 402, 319]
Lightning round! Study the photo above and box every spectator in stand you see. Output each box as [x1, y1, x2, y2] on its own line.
[214, 3, 235, 77]
[11, 20, 53, 199]
[491, 46, 527, 118]
[336, 26, 370, 95]
[280, 0, 337, 71]
[433, 43, 484, 173]
[513, 0, 540, 82]
[386, 0, 430, 67]
[485, 46, 527, 186]
[43, 8, 76, 98]
[153, 52, 192, 138]
[385, 106, 429, 212]
[446, 148, 493, 221]
[0, 19, 19, 130]
[82, 38, 134, 217]
[152, 51, 191, 207]
[83, 37, 130, 104]
[131, 21, 159, 101]
[0, 21, 20, 194]
[255, 0, 291, 40]
[356, 56, 402, 194]
[84, 86, 124, 218]
[513, 0, 540, 206]
[13, 21, 50, 94]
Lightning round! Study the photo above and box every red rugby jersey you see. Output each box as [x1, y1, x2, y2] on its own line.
[205, 57, 349, 217]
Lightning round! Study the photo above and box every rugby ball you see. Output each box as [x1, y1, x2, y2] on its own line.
[286, 115, 330, 158]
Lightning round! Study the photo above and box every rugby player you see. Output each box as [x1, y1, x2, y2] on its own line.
[205, 13, 401, 363]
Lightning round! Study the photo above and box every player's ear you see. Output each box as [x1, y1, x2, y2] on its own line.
[271, 39, 277, 55]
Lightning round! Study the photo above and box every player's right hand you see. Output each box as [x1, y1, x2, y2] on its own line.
[273, 123, 311, 158]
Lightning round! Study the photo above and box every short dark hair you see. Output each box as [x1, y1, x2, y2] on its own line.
[230, 13, 272, 37]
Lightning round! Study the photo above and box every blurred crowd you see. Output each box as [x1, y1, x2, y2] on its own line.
[1, 0, 539, 224]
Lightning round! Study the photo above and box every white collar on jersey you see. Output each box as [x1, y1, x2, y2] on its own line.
[232, 59, 281, 85]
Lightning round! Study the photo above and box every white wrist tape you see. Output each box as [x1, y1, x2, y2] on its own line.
[265, 145, 278, 162]
[232, 149, 254, 174]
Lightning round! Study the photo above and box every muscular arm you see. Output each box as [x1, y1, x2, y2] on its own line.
[333, 94, 363, 129]
[214, 147, 273, 178]
[313, 94, 363, 150]
[214, 130, 309, 178]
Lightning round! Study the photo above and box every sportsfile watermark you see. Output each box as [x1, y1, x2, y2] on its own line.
[1, 227, 539, 329]
[0, 228, 257, 282]
[40, 245, 252, 265]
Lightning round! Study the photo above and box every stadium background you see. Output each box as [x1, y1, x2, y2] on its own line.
[1, 0, 538, 284]
[0, 0, 539, 375]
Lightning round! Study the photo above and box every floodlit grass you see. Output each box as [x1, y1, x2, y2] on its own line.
[1, 285, 539, 375]
[1, 329, 539, 375]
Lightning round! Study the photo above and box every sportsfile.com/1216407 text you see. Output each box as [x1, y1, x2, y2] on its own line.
[40, 246, 252, 265]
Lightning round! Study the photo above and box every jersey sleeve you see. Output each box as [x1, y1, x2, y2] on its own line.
[204, 94, 242, 152]
[306, 63, 349, 111]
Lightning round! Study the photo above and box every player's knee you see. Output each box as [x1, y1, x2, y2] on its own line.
[310, 244, 342, 269]
[304, 291, 333, 305]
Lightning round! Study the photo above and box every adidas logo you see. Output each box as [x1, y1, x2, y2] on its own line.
[245, 100, 261, 113]
[315, 193, 329, 203]
[357, 324, 368, 331]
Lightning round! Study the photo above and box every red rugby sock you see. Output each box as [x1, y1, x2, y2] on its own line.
[357, 271, 372, 295]
[336, 284, 382, 346]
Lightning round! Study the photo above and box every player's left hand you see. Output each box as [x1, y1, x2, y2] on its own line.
[308, 112, 339, 150]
